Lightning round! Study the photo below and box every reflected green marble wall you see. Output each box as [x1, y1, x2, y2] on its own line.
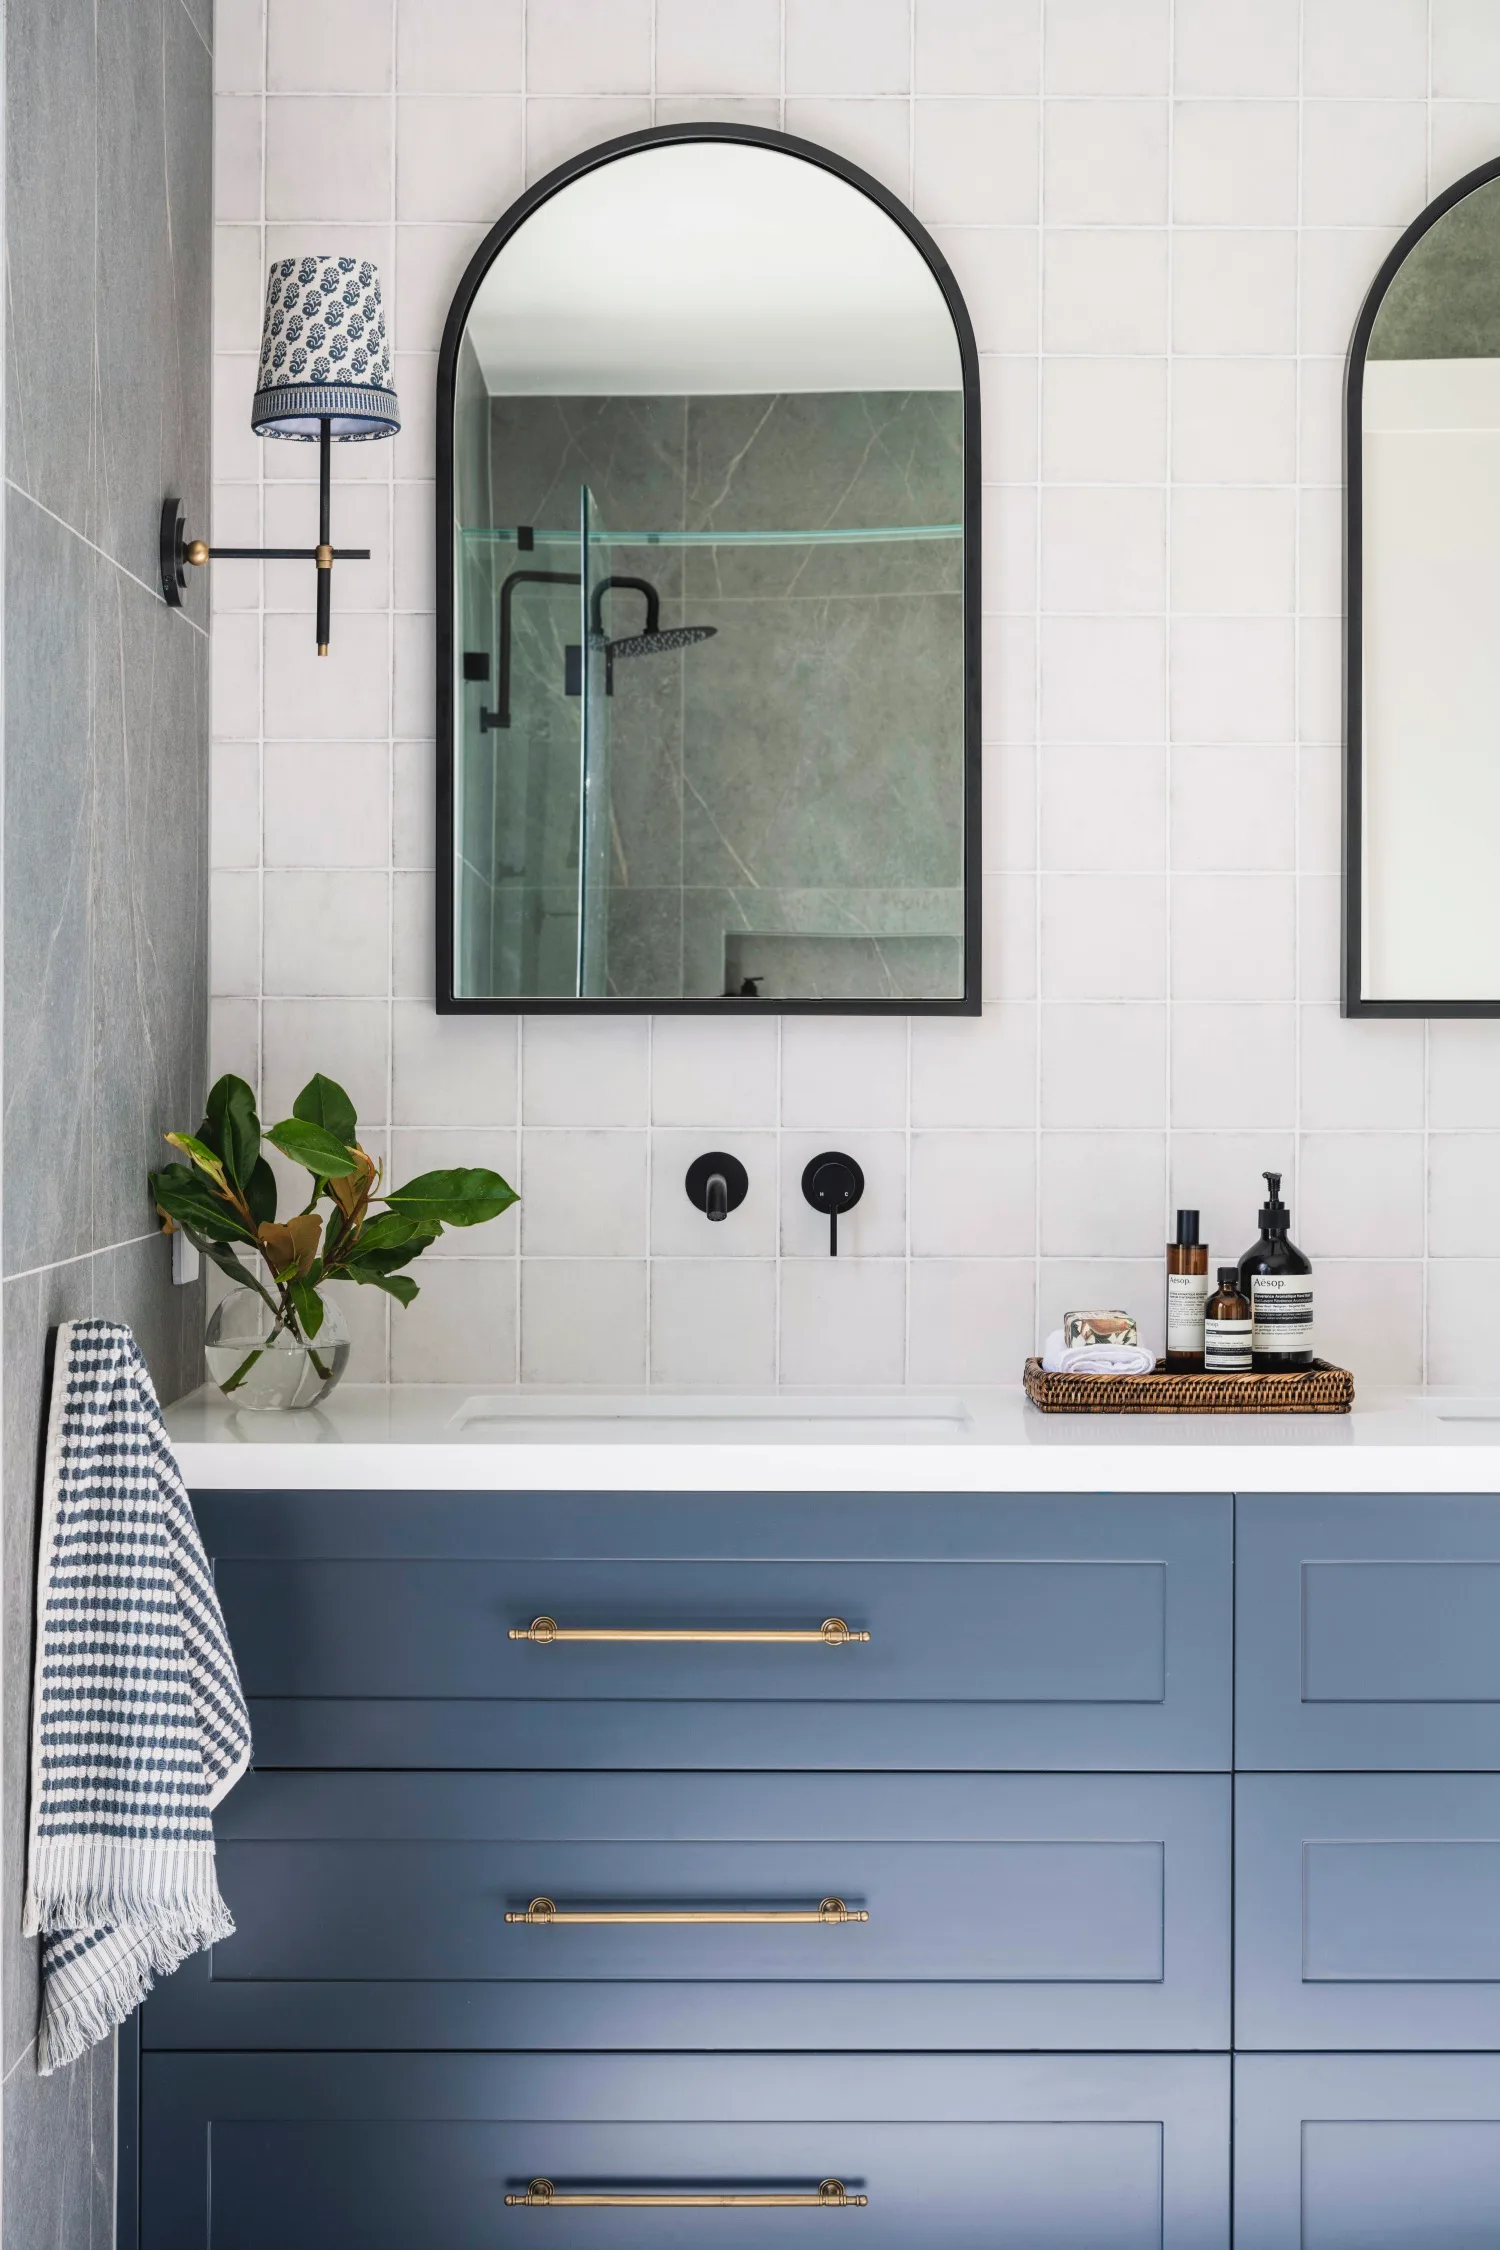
[469, 388, 963, 1000]
[1370, 176, 1500, 359]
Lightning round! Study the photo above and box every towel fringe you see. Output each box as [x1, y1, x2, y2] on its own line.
[25, 1322, 251, 2072]
[38, 1899, 236, 2075]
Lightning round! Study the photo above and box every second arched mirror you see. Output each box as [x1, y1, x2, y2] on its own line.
[436, 125, 979, 1014]
[1348, 156, 1500, 1015]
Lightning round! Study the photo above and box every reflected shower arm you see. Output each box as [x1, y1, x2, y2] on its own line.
[589, 574, 661, 640]
[483, 568, 581, 731]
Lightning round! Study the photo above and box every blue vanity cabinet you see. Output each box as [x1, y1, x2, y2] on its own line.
[1234, 2054, 1500, 2249]
[128, 1484, 1240, 2245]
[206, 1489, 1232, 1771]
[1236, 1492, 1500, 1768]
[1236, 1773, 1500, 2048]
[142, 1769, 1229, 2052]
[139, 2051, 1231, 2250]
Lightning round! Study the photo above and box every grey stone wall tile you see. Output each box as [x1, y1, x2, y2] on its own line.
[2, 0, 212, 2221]
[2, 1267, 94, 2078]
[95, 0, 212, 610]
[3, 493, 96, 1276]
[5, 0, 98, 534]
[92, 1233, 204, 1409]
[2, 2035, 98, 2250]
[91, 560, 208, 1253]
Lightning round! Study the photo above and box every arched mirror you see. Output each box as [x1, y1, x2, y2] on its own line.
[1348, 156, 1500, 1014]
[436, 125, 979, 1014]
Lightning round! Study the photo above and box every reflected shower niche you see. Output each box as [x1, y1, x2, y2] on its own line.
[437, 128, 980, 1013]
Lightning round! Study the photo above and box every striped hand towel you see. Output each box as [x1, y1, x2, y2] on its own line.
[23, 1320, 251, 2073]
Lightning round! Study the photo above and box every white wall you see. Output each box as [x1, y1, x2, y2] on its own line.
[210, 0, 1500, 1391]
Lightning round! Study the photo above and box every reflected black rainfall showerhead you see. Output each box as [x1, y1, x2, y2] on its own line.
[599, 624, 718, 663]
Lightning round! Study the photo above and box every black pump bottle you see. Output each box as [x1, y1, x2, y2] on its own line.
[1237, 1171, 1313, 1371]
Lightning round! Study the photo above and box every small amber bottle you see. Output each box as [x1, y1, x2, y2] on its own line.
[1166, 1208, 1209, 1370]
[1204, 1266, 1253, 1374]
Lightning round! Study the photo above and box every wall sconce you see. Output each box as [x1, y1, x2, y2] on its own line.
[160, 254, 400, 653]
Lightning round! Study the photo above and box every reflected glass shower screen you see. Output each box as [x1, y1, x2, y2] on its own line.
[453, 522, 586, 998]
[578, 486, 613, 998]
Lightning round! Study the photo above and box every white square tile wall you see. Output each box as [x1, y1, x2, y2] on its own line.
[210, 0, 1500, 1391]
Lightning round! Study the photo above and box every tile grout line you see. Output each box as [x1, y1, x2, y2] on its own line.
[256, 0, 270, 1158]
[4, 1232, 162, 1290]
[1031, 0, 1046, 1345]
[1421, 0, 1433, 1388]
[904, 0, 915, 1383]
[384, 0, 399, 1380]
[3, 482, 209, 635]
[1163, 0, 1176, 1262]
[1291, 0, 1305, 1336]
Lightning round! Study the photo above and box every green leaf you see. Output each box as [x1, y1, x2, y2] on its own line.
[289, 1275, 325, 1339]
[383, 1167, 517, 1229]
[352, 1212, 437, 1256]
[202, 1075, 261, 1191]
[244, 1155, 278, 1228]
[342, 1239, 430, 1279]
[265, 1116, 360, 1179]
[150, 1164, 256, 1244]
[293, 1073, 358, 1148]
[197, 1235, 250, 1282]
[196, 1234, 273, 1301]
[164, 1133, 228, 1191]
[348, 1270, 419, 1308]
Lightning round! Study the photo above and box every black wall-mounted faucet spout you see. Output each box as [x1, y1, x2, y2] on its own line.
[685, 1152, 749, 1223]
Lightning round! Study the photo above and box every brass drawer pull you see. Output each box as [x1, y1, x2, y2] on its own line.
[509, 1616, 868, 1646]
[507, 2178, 867, 2209]
[506, 1895, 868, 1926]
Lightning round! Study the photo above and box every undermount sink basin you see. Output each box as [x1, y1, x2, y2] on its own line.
[449, 1392, 971, 1438]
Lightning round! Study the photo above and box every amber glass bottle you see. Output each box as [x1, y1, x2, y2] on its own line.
[1165, 1208, 1209, 1370]
[1204, 1266, 1253, 1373]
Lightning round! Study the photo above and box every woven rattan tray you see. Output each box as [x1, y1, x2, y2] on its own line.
[1023, 1356, 1354, 1414]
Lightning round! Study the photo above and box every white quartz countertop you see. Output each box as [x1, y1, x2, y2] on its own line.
[163, 1383, 1500, 1493]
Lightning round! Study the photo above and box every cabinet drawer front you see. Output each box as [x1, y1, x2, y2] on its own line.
[1236, 1773, 1500, 2047]
[1236, 2054, 1500, 2250]
[1236, 1493, 1500, 1769]
[203, 1490, 1230, 1771]
[146, 1772, 1228, 2051]
[141, 2052, 1229, 2250]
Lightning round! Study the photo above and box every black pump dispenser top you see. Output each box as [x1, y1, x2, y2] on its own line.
[1175, 1208, 1200, 1247]
[1257, 1171, 1290, 1234]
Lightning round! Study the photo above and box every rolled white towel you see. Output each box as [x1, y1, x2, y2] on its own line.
[1040, 1328, 1155, 1378]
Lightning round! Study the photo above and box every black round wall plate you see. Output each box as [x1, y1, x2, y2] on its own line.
[800, 1151, 865, 1217]
[685, 1151, 750, 1216]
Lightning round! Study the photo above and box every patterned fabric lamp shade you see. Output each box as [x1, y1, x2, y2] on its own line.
[252, 254, 400, 441]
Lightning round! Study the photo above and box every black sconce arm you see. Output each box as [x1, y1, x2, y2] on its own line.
[159, 419, 370, 654]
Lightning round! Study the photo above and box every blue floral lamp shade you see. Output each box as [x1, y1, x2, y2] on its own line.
[252, 254, 400, 441]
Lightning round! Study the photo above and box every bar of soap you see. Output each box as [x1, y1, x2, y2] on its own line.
[1063, 1309, 1139, 1349]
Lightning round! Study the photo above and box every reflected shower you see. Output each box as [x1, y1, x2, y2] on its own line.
[588, 574, 717, 694]
[483, 568, 717, 729]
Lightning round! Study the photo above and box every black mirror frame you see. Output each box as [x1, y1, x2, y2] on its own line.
[1344, 152, 1500, 1017]
[434, 121, 982, 1016]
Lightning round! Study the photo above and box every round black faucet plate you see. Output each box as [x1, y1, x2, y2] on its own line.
[801, 1152, 865, 1217]
[685, 1151, 749, 1219]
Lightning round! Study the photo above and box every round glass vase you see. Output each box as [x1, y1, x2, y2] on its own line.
[203, 1288, 350, 1412]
